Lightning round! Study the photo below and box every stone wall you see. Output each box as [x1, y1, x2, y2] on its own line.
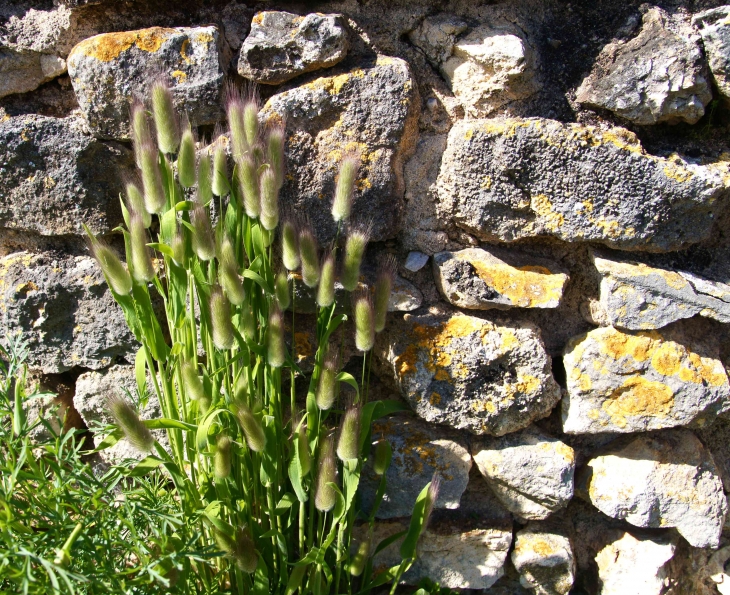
[3, 0, 730, 593]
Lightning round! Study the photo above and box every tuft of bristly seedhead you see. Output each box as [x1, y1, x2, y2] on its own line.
[299, 223, 320, 288]
[341, 223, 371, 292]
[210, 285, 235, 350]
[190, 199, 216, 261]
[331, 151, 360, 224]
[150, 78, 180, 154]
[180, 360, 205, 402]
[316, 250, 336, 308]
[212, 128, 230, 197]
[236, 402, 266, 453]
[214, 434, 232, 479]
[316, 350, 339, 411]
[353, 287, 375, 352]
[219, 236, 245, 306]
[267, 119, 286, 188]
[267, 305, 286, 368]
[197, 150, 213, 204]
[275, 271, 290, 310]
[214, 526, 258, 574]
[130, 98, 153, 165]
[259, 166, 279, 231]
[374, 254, 397, 333]
[372, 439, 392, 476]
[124, 178, 151, 228]
[107, 394, 154, 453]
[281, 217, 300, 272]
[314, 434, 338, 512]
[129, 211, 155, 282]
[177, 114, 196, 189]
[336, 403, 361, 462]
[88, 239, 132, 295]
[238, 153, 260, 219]
[422, 473, 441, 530]
[139, 140, 166, 214]
[226, 86, 248, 160]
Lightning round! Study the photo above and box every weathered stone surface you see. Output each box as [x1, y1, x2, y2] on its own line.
[359, 416, 471, 519]
[595, 531, 677, 595]
[576, 8, 712, 125]
[74, 365, 168, 464]
[512, 523, 575, 595]
[377, 311, 560, 435]
[697, 417, 730, 494]
[404, 251, 429, 272]
[0, 114, 132, 236]
[582, 430, 728, 548]
[0, 48, 66, 98]
[472, 426, 575, 520]
[562, 324, 730, 434]
[389, 275, 423, 312]
[237, 11, 348, 85]
[409, 16, 539, 117]
[436, 118, 728, 251]
[263, 55, 419, 243]
[0, 252, 137, 373]
[591, 250, 730, 330]
[68, 26, 225, 139]
[357, 516, 512, 589]
[434, 247, 568, 311]
[694, 7, 730, 105]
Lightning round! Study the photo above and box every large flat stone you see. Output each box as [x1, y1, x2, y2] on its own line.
[694, 6, 730, 105]
[562, 324, 730, 434]
[377, 311, 560, 435]
[436, 118, 728, 251]
[0, 251, 137, 373]
[359, 416, 471, 519]
[511, 522, 575, 595]
[238, 11, 348, 84]
[0, 114, 133, 236]
[67, 26, 225, 139]
[262, 55, 419, 243]
[433, 247, 568, 310]
[581, 429, 727, 548]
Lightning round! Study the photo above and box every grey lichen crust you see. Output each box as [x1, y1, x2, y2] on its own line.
[238, 11, 348, 84]
[377, 310, 560, 436]
[437, 118, 728, 251]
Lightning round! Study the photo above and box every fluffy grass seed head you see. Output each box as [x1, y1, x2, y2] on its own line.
[349, 536, 371, 577]
[90, 241, 132, 295]
[214, 526, 258, 574]
[226, 91, 248, 160]
[374, 255, 396, 333]
[299, 225, 320, 288]
[267, 121, 286, 187]
[336, 404, 361, 462]
[236, 402, 266, 452]
[177, 115, 196, 188]
[150, 78, 180, 154]
[180, 360, 205, 402]
[259, 167, 279, 231]
[353, 288, 375, 352]
[139, 141, 166, 214]
[281, 218, 300, 271]
[129, 211, 155, 282]
[316, 350, 339, 411]
[219, 236, 245, 306]
[130, 98, 153, 163]
[210, 285, 235, 350]
[239, 303, 257, 343]
[190, 201, 216, 261]
[107, 394, 154, 453]
[239, 154, 260, 219]
[341, 224, 370, 291]
[372, 439, 392, 476]
[214, 434, 232, 479]
[197, 150, 213, 204]
[423, 473, 442, 530]
[317, 250, 336, 308]
[267, 305, 286, 368]
[212, 132, 230, 197]
[124, 179, 151, 228]
[332, 151, 360, 223]
[275, 271, 290, 310]
[243, 99, 259, 147]
[315, 434, 338, 512]
[171, 225, 187, 267]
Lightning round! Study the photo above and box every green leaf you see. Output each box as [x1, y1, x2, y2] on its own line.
[134, 346, 147, 399]
[243, 269, 271, 294]
[88, 429, 123, 453]
[147, 243, 175, 258]
[284, 563, 309, 595]
[196, 408, 231, 451]
[289, 432, 308, 502]
[144, 418, 197, 431]
[360, 400, 410, 454]
[174, 200, 198, 211]
[252, 555, 269, 595]
[276, 493, 297, 514]
[126, 455, 163, 477]
[399, 481, 432, 560]
[336, 372, 359, 400]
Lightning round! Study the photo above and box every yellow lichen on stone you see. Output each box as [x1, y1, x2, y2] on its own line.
[531, 193, 565, 232]
[73, 27, 176, 62]
[679, 352, 727, 387]
[171, 70, 188, 82]
[601, 376, 675, 427]
[194, 31, 214, 44]
[599, 328, 659, 363]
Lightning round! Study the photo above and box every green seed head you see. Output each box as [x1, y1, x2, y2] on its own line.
[177, 120, 196, 188]
[316, 251, 336, 308]
[297, 424, 311, 477]
[372, 439, 392, 476]
[125, 180, 151, 228]
[197, 151, 213, 205]
[374, 255, 396, 333]
[214, 434, 232, 479]
[239, 154, 260, 218]
[180, 360, 205, 401]
[332, 152, 360, 223]
[190, 203, 216, 261]
[341, 226, 370, 291]
[336, 404, 361, 462]
[233, 373, 248, 406]
[316, 351, 339, 411]
[236, 403, 266, 452]
[239, 303, 257, 343]
[212, 136, 230, 197]
[275, 271, 290, 310]
[139, 141, 166, 214]
[210, 285, 235, 350]
[243, 100, 259, 147]
[91, 242, 132, 295]
[315, 435, 338, 512]
[259, 167, 279, 231]
[227, 95, 248, 160]
[214, 526, 258, 573]
[151, 79, 180, 154]
[130, 99, 153, 163]
[423, 474, 441, 529]
[353, 289, 375, 352]
[349, 537, 371, 577]
[107, 394, 154, 453]
[220, 237, 245, 306]
[171, 225, 187, 267]
[281, 219, 300, 272]
[267, 305, 286, 368]
[299, 226, 320, 288]
[267, 122, 286, 187]
[129, 211, 155, 282]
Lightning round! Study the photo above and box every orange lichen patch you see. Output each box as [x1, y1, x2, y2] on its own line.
[531, 194, 565, 232]
[194, 31, 214, 44]
[180, 39, 191, 63]
[602, 376, 674, 427]
[515, 537, 557, 557]
[459, 253, 566, 308]
[600, 259, 689, 291]
[679, 352, 728, 387]
[599, 328, 659, 363]
[429, 392, 442, 405]
[171, 70, 187, 82]
[304, 69, 365, 96]
[651, 342, 683, 377]
[293, 331, 313, 363]
[15, 281, 38, 295]
[73, 28, 175, 62]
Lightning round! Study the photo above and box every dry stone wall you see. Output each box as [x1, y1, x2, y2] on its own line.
[4, 0, 730, 593]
